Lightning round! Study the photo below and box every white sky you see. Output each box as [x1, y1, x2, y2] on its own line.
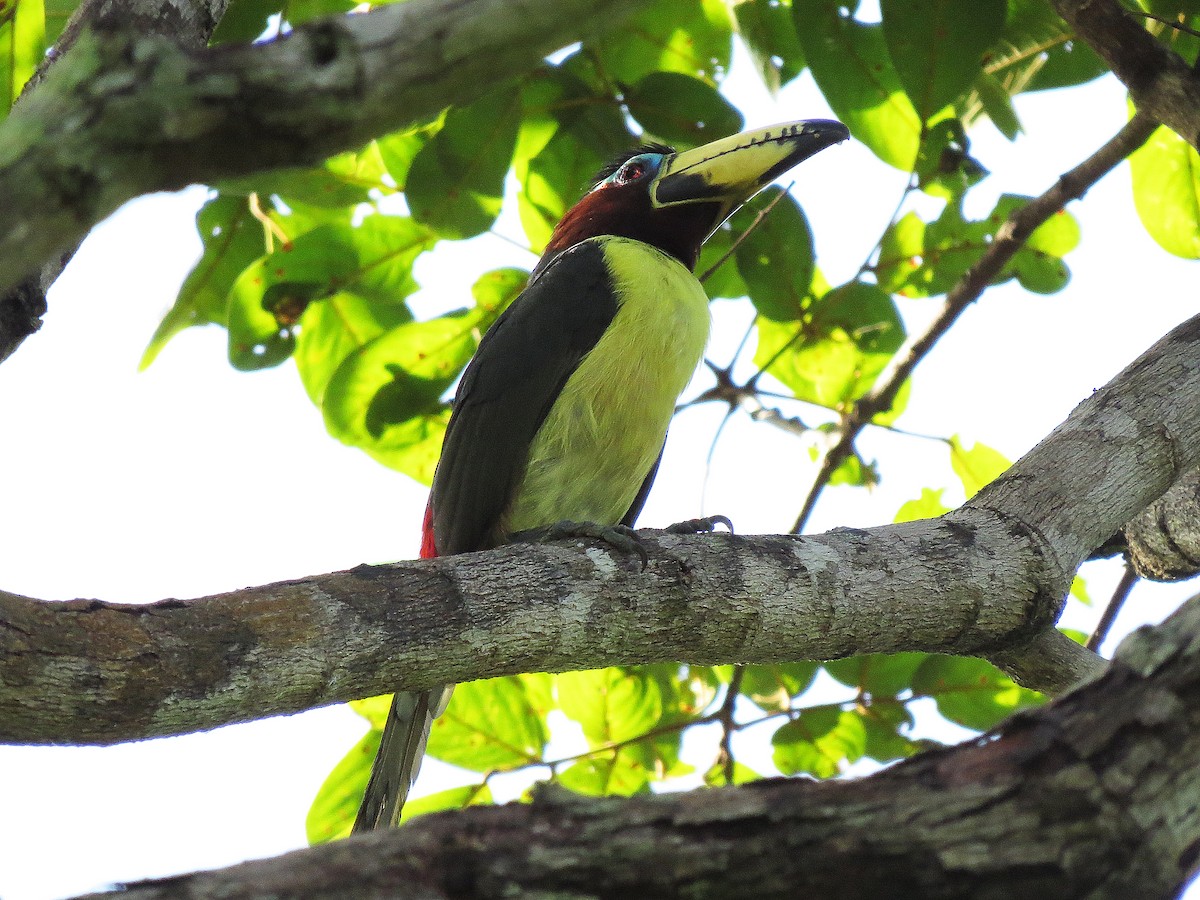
[1, 42, 1198, 900]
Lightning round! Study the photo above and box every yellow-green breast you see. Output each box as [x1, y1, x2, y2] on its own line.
[507, 236, 711, 531]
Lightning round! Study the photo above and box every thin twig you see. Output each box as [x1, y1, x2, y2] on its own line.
[788, 111, 1159, 535]
[1087, 563, 1140, 651]
[698, 184, 794, 284]
[717, 666, 745, 784]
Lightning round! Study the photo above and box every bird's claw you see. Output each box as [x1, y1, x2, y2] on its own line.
[515, 520, 649, 570]
[664, 515, 734, 536]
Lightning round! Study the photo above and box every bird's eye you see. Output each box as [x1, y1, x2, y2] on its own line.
[617, 160, 647, 183]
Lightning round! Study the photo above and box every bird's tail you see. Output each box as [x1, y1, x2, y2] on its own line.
[352, 683, 453, 832]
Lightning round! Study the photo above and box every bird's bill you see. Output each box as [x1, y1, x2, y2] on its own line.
[651, 119, 849, 224]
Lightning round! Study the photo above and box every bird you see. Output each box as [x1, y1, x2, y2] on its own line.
[352, 118, 850, 832]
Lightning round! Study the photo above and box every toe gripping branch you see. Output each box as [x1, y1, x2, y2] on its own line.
[514, 516, 734, 571]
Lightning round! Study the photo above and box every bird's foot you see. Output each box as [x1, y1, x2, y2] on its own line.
[514, 520, 649, 570]
[664, 515, 734, 536]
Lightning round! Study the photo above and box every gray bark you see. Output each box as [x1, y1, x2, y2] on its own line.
[6, 313, 1200, 746]
[80, 588, 1200, 899]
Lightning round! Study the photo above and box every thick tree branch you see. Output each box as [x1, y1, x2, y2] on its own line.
[1055, 0, 1200, 150]
[81, 589, 1200, 900]
[0, 0, 231, 364]
[790, 111, 1158, 534]
[0, 0, 644, 297]
[6, 312, 1200, 746]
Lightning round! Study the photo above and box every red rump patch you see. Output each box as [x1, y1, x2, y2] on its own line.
[420, 500, 438, 559]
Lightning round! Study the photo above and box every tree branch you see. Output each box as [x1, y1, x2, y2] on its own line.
[7, 311, 1200, 746]
[0, 0, 645, 297]
[789, 111, 1158, 534]
[79, 589, 1200, 900]
[1055, 0, 1200, 150]
[0, 0, 231, 364]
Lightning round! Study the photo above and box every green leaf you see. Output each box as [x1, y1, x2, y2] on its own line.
[703, 759, 764, 786]
[895, 487, 952, 523]
[1130, 119, 1200, 259]
[948, 435, 1010, 497]
[740, 662, 819, 712]
[755, 281, 905, 409]
[377, 122, 435, 192]
[859, 700, 932, 762]
[557, 752, 651, 796]
[973, 70, 1023, 139]
[226, 224, 359, 371]
[406, 86, 523, 239]
[795, 1, 921, 170]
[881, 0, 1005, 121]
[0, 0, 44, 116]
[732, 188, 814, 321]
[399, 783, 493, 823]
[696, 222, 748, 300]
[283, 0, 353, 26]
[985, 0, 1107, 94]
[1070, 575, 1092, 607]
[772, 707, 867, 777]
[305, 728, 379, 845]
[515, 63, 631, 252]
[210, 0, 278, 43]
[624, 71, 743, 147]
[141, 194, 264, 369]
[914, 118, 990, 199]
[427, 677, 548, 770]
[319, 267, 523, 480]
[911, 654, 1044, 730]
[876, 211, 925, 295]
[589, 0, 733, 85]
[294, 292, 412, 406]
[42, 0, 74, 43]
[557, 668, 663, 746]
[219, 144, 392, 208]
[350, 694, 393, 729]
[825, 653, 929, 697]
[734, 0, 806, 94]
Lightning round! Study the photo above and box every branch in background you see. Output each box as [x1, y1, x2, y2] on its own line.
[789, 111, 1159, 535]
[0, 0, 645, 298]
[77, 590, 1200, 900]
[1087, 564, 1139, 651]
[1055, 0, 1200, 150]
[8, 311, 1200, 747]
[0, 0, 232, 363]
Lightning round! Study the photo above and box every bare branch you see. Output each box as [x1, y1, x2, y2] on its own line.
[789, 112, 1158, 535]
[77, 590, 1200, 900]
[6, 311, 1200, 745]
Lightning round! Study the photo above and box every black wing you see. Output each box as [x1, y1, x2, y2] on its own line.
[429, 240, 618, 555]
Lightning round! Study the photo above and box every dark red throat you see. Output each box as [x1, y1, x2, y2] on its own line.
[540, 185, 721, 272]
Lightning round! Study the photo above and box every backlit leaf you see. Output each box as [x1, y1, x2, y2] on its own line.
[141, 194, 265, 369]
[948, 435, 1010, 497]
[732, 188, 814, 321]
[795, 1, 921, 170]
[1130, 119, 1200, 259]
[305, 728, 379, 845]
[881, 0, 1005, 120]
[911, 654, 1044, 730]
[407, 86, 523, 239]
[625, 71, 743, 147]
[590, 0, 733, 85]
[772, 706, 866, 777]
[825, 653, 929, 697]
[0, 0, 44, 116]
[427, 677, 548, 770]
[755, 281, 904, 409]
[558, 668, 663, 745]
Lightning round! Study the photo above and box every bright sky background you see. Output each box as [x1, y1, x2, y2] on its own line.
[1, 37, 1198, 900]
